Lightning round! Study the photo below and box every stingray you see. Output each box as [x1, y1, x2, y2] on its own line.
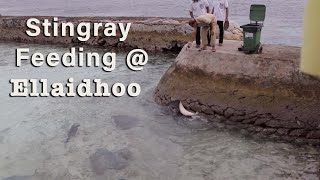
[112, 115, 140, 130]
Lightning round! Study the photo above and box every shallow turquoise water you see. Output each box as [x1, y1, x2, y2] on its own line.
[0, 42, 319, 179]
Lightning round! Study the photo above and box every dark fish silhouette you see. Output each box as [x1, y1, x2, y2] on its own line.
[65, 123, 80, 144]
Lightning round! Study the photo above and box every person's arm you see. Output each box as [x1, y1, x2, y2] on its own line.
[190, 12, 194, 19]
[189, 3, 195, 19]
[225, 0, 229, 21]
[225, 8, 229, 21]
[205, 0, 210, 13]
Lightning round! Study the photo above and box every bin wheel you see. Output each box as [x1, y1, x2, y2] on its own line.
[238, 45, 244, 51]
[255, 43, 263, 54]
[259, 46, 263, 53]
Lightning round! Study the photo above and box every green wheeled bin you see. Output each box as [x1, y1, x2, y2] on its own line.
[239, 4, 266, 54]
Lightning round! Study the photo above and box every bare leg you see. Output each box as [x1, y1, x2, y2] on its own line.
[210, 23, 216, 52]
[199, 26, 209, 51]
[188, 27, 197, 48]
[211, 32, 216, 52]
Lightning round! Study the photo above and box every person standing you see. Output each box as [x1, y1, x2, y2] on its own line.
[189, 0, 210, 48]
[188, 13, 217, 52]
[212, 0, 229, 46]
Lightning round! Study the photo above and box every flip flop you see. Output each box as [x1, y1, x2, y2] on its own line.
[198, 47, 207, 51]
[212, 48, 216, 52]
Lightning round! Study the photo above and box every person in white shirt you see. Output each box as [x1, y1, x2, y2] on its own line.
[189, 0, 210, 48]
[212, 0, 229, 46]
[208, 0, 215, 16]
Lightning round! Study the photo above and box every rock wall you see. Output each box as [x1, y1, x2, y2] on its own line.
[154, 40, 320, 145]
[0, 16, 242, 52]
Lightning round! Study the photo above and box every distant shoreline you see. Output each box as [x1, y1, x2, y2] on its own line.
[0, 16, 243, 52]
[0, 0, 304, 46]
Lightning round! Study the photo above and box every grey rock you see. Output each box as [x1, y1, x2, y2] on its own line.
[289, 129, 308, 137]
[224, 108, 235, 119]
[306, 130, 320, 139]
[167, 100, 180, 115]
[254, 118, 270, 126]
[276, 128, 290, 136]
[201, 106, 214, 115]
[97, 39, 106, 46]
[261, 128, 277, 135]
[192, 104, 202, 113]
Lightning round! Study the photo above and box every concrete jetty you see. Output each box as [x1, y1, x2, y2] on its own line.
[154, 40, 320, 144]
